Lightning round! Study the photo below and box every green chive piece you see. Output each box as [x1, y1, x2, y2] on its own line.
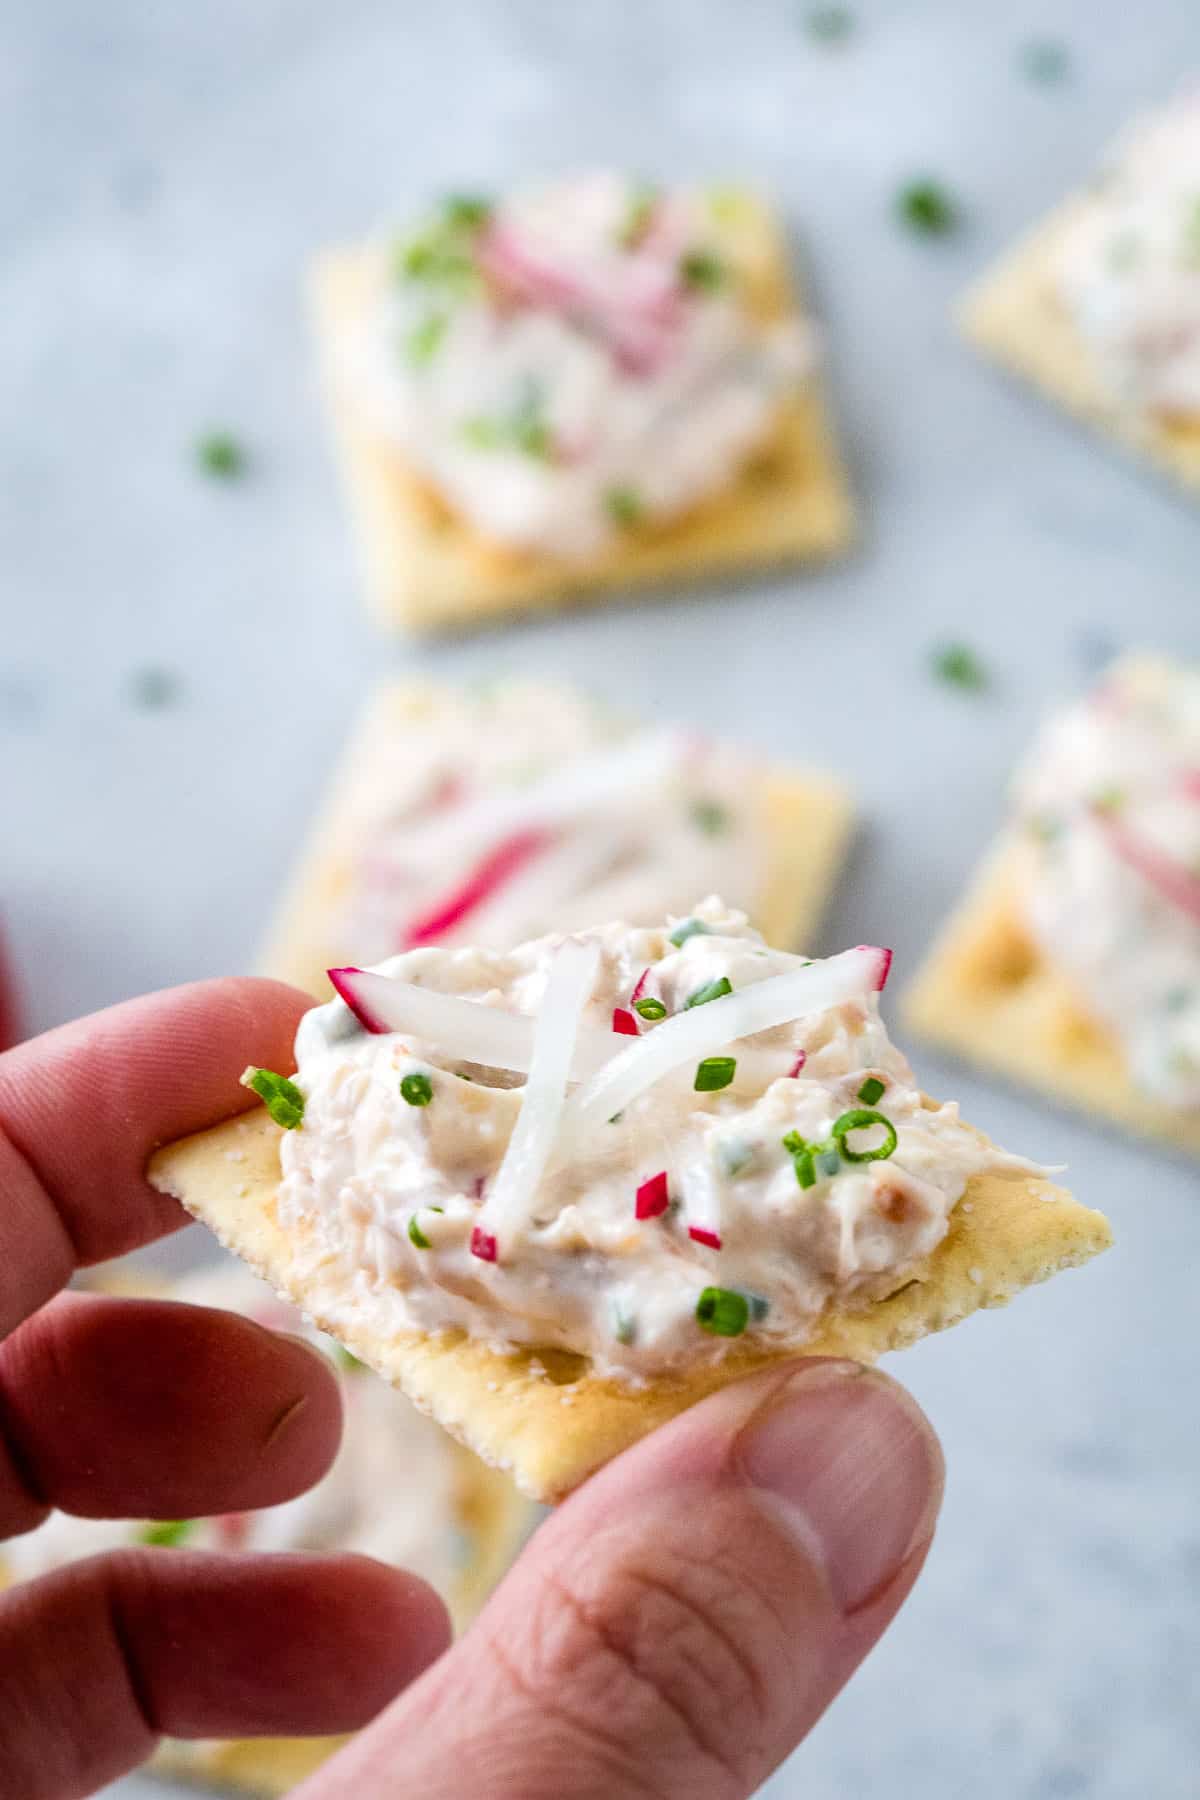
[407, 314, 447, 366]
[816, 1146, 841, 1179]
[931, 641, 989, 691]
[669, 917, 709, 948]
[695, 1056, 736, 1092]
[679, 248, 726, 291]
[897, 181, 959, 237]
[241, 1066, 305, 1130]
[696, 1286, 749, 1337]
[612, 1300, 637, 1345]
[336, 1344, 366, 1373]
[401, 1071, 434, 1107]
[691, 798, 729, 835]
[807, 5, 854, 43]
[1028, 813, 1063, 844]
[794, 1149, 816, 1188]
[634, 996, 668, 1021]
[1092, 784, 1125, 815]
[139, 1519, 194, 1548]
[746, 1292, 770, 1322]
[717, 1138, 755, 1179]
[1019, 39, 1069, 85]
[442, 193, 492, 230]
[195, 432, 245, 479]
[857, 1075, 886, 1106]
[605, 485, 644, 529]
[461, 415, 504, 449]
[686, 976, 733, 1009]
[127, 665, 181, 711]
[831, 1107, 898, 1163]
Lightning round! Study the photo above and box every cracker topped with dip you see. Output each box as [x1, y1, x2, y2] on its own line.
[312, 174, 854, 631]
[151, 900, 1110, 1501]
[906, 653, 1200, 1155]
[961, 89, 1200, 493]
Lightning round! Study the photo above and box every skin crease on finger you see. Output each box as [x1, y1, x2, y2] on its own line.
[291, 1360, 944, 1800]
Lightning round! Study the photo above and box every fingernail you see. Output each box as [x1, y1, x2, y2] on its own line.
[736, 1362, 943, 1616]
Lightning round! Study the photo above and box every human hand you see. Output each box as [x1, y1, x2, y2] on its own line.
[295, 1354, 943, 1800]
[0, 979, 943, 1800]
[0, 980, 450, 1800]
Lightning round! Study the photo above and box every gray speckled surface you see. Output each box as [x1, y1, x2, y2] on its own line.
[3, 3, 1199, 1796]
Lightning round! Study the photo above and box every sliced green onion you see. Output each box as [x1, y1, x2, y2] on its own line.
[717, 1138, 755, 1179]
[897, 181, 959, 237]
[931, 641, 988, 690]
[407, 1210, 435, 1248]
[442, 193, 492, 230]
[634, 996, 668, 1021]
[401, 1071, 434, 1107]
[139, 1519, 194, 1548]
[831, 1107, 898, 1163]
[669, 917, 709, 948]
[1092, 784, 1125, 815]
[461, 415, 504, 449]
[1018, 39, 1069, 84]
[406, 314, 447, 365]
[685, 976, 733, 1009]
[857, 1075, 886, 1106]
[816, 1146, 841, 1179]
[679, 248, 726, 291]
[195, 431, 245, 478]
[691, 798, 729, 835]
[696, 1286, 749, 1337]
[695, 1056, 736, 1092]
[746, 1292, 770, 1322]
[605, 485, 644, 528]
[241, 1066, 305, 1130]
[807, 5, 854, 42]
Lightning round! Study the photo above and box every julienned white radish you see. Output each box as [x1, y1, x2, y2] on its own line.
[556, 946, 891, 1154]
[475, 939, 601, 1256]
[326, 966, 616, 1080]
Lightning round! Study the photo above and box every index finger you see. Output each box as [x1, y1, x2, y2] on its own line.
[0, 978, 310, 1337]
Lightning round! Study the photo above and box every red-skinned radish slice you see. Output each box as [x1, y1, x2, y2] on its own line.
[326, 966, 616, 1080]
[1100, 815, 1200, 926]
[557, 946, 892, 1154]
[469, 1227, 497, 1264]
[635, 1171, 670, 1219]
[399, 829, 551, 948]
[630, 967, 652, 1005]
[612, 1007, 639, 1036]
[475, 939, 601, 1255]
[688, 1226, 722, 1250]
[787, 1050, 808, 1078]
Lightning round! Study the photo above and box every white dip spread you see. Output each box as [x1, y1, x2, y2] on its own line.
[338, 682, 771, 964]
[342, 173, 812, 558]
[1055, 92, 1200, 415]
[1014, 654, 1200, 1108]
[275, 899, 1033, 1382]
[3, 1264, 465, 1595]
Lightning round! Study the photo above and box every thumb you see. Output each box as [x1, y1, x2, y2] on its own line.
[299, 1359, 943, 1800]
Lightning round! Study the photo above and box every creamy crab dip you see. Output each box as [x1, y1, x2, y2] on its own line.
[1055, 93, 1200, 416]
[2, 1264, 466, 1595]
[271, 899, 1033, 1383]
[337, 682, 770, 964]
[342, 173, 812, 559]
[1014, 655, 1200, 1108]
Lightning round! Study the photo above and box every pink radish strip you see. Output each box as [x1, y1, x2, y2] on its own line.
[863, 946, 892, 992]
[612, 1007, 639, 1036]
[688, 1225, 722, 1250]
[470, 1226, 498, 1263]
[399, 828, 552, 948]
[328, 966, 391, 1034]
[630, 967, 652, 1004]
[1100, 816, 1200, 925]
[635, 1171, 670, 1219]
[787, 1050, 807, 1078]
[1179, 769, 1200, 802]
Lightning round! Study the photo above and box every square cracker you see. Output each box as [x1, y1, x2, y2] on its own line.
[903, 837, 1200, 1159]
[311, 192, 855, 634]
[149, 1109, 1110, 1504]
[960, 196, 1200, 492]
[257, 679, 855, 997]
